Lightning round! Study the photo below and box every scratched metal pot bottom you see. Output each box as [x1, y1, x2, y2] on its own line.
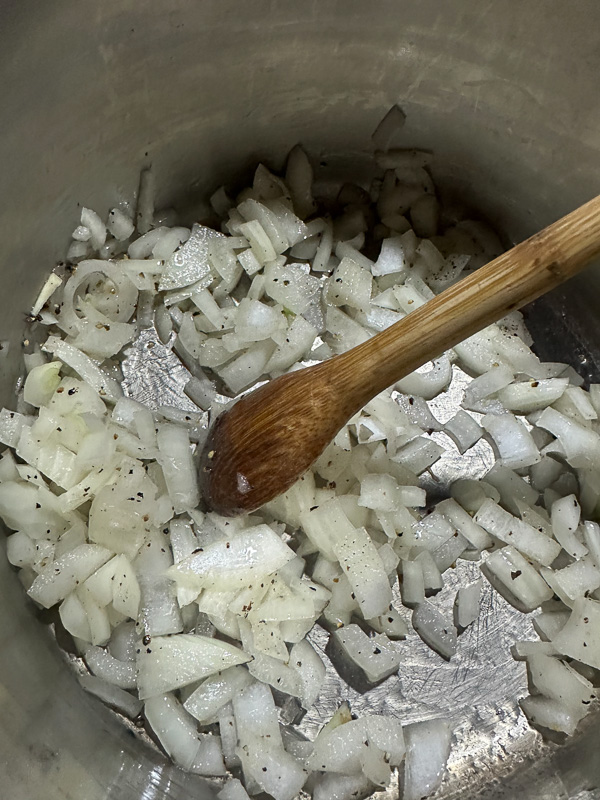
[104, 280, 600, 800]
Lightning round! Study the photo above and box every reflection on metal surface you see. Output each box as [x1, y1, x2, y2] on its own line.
[122, 328, 200, 413]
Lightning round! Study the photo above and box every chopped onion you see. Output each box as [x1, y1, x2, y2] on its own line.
[402, 720, 452, 800]
[480, 546, 553, 613]
[145, 693, 226, 774]
[6, 136, 600, 797]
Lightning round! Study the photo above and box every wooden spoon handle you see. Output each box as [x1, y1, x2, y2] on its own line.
[335, 194, 600, 404]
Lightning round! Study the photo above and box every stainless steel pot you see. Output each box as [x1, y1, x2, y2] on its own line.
[1, 1, 600, 798]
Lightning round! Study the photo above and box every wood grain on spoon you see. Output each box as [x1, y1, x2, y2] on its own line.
[200, 195, 600, 517]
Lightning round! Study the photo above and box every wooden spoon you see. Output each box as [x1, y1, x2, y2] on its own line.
[199, 195, 600, 516]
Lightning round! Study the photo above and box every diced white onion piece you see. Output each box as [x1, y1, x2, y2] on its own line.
[156, 423, 199, 514]
[325, 306, 370, 353]
[207, 239, 243, 287]
[60, 259, 138, 333]
[326, 257, 372, 310]
[168, 525, 295, 592]
[263, 261, 322, 316]
[169, 518, 198, 565]
[23, 362, 62, 408]
[85, 645, 137, 689]
[415, 550, 444, 593]
[527, 653, 594, 712]
[76, 584, 111, 645]
[238, 219, 277, 264]
[192, 288, 228, 331]
[312, 773, 372, 800]
[184, 666, 253, 723]
[31, 273, 63, 317]
[299, 498, 354, 561]
[132, 229, 177, 260]
[556, 385, 598, 421]
[235, 298, 285, 342]
[401, 560, 425, 608]
[541, 558, 600, 607]
[0, 448, 20, 482]
[6, 531, 37, 568]
[290, 233, 320, 260]
[498, 378, 569, 413]
[237, 739, 307, 800]
[247, 574, 328, 624]
[237, 622, 303, 697]
[482, 412, 540, 469]
[265, 199, 310, 248]
[312, 222, 333, 272]
[289, 639, 326, 709]
[329, 624, 400, 683]
[359, 473, 423, 513]
[552, 597, 600, 669]
[27, 544, 112, 609]
[238, 199, 288, 254]
[137, 572, 182, 637]
[136, 634, 250, 699]
[484, 464, 537, 516]
[72, 225, 91, 242]
[393, 436, 444, 474]
[85, 555, 124, 607]
[310, 714, 404, 780]
[16, 427, 79, 490]
[393, 282, 430, 314]
[266, 316, 317, 374]
[511, 640, 558, 661]
[152, 227, 190, 260]
[42, 336, 122, 401]
[402, 719, 452, 800]
[107, 207, 135, 241]
[551, 494, 587, 558]
[582, 520, 600, 567]
[454, 580, 482, 631]
[217, 779, 251, 800]
[217, 340, 275, 394]
[219, 711, 241, 769]
[451, 478, 500, 514]
[443, 410, 483, 454]
[519, 695, 582, 736]
[60, 591, 92, 640]
[145, 693, 226, 774]
[373, 233, 413, 277]
[533, 610, 570, 642]
[81, 207, 107, 250]
[109, 621, 137, 662]
[237, 248, 262, 277]
[67, 240, 90, 260]
[412, 512, 456, 552]
[480, 546, 553, 613]
[474, 499, 561, 566]
[463, 365, 514, 409]
[536, 407, 600, 469]
[396, 356, 452, 400]
[233, 682, 307, 800]
[412, 601, 457, 659]
[0, 409, 33, 448]
[436, 498, 492, 551]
